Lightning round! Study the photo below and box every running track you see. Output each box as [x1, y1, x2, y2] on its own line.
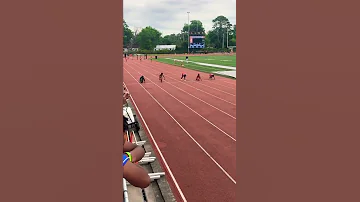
[123, 57, 236, 202]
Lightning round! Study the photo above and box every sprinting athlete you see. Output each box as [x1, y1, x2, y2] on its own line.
[196, 73, 202, 81]
[209, 73, 215, 80]
[159, 73, 165, 82]
[181, 72, 187, 80]
[139, 75, 145, 83]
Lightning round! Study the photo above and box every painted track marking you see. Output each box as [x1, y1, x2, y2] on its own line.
[128, 64, 236, 120]
[124, 83, 188, 202]
[146, 60, 237, 94]
[124, 69, 237, 184]
[136, 61, 236, 106]
[125, 66, 236, 141]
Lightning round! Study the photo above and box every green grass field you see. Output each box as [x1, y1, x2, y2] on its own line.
[161, 55, 236, 67]
[156, 58, 231, 72]
[155, 55, 236, 76]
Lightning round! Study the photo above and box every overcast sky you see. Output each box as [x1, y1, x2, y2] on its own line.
[124, 0, 236, 35]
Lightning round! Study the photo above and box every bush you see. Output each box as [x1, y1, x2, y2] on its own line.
[125, 47, 233, 55]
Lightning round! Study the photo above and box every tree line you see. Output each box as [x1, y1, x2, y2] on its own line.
[123, 15, 236, 54]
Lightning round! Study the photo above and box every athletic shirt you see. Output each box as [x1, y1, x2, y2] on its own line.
[123, 154, 130, 166]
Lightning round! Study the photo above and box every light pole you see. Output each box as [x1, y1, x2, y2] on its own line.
[222, 32, 224, 49]
[227, 28, 229, 48]
[187, 11, 190, 54]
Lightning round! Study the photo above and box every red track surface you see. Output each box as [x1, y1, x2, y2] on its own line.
[124, 57, 236, 202]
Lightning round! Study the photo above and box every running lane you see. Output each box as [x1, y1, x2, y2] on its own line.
[125, 68, 236, 170]
[151, 58, 237, 86]
[136, 60, 236, 103]
[148, 62, 236, 95]
[132, 60, 237, 107]
[127, 63, 236, 120]
[123, 70, 236, 202]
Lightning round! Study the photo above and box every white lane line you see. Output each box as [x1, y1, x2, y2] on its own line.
[145, 63, 236, 92]
[148, 62, 236, 93]
[123, 83, 188, 202]
[124, 70, 236, 184]
[135, 62, 236, 106]
[130, 64, 236, 120]
[125, 66, 236, 142]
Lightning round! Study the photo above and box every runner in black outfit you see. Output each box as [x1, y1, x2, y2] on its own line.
[139, 75, 145, 83]
[159, 73, 165, 82]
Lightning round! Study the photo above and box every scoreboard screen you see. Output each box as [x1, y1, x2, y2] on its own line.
[189, 36, 205, 49]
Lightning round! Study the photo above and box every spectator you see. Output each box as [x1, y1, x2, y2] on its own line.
[123, 84, 130, 105]
[123, 116, 151, 188]
[123, 138, 145, 162]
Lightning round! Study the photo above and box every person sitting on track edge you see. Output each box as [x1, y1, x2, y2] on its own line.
[181, 72, 187, 81]
[196, 73, 202, 81]
[209, 73, 215, 80]
[159, 72, 165, 82]
[139, 75, 145, 83]
[123, 84, 130, 106]
[123, 116, 151, 188]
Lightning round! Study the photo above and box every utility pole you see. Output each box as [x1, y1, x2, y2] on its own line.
[187, 11, 190, 54]
[227, 28, 229, 48]
[222, 32, 224, 49]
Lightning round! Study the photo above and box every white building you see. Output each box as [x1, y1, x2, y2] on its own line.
[154, 45, 176, 51]
[123, 48, 139, 52]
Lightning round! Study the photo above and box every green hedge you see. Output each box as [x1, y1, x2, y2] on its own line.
[126, 47, 233, 55]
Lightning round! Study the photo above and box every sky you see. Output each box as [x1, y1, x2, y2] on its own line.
[124, 0, 236, 36]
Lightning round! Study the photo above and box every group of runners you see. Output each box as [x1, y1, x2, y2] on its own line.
[139, 73, 215, 83]
[124, 53, 153, 62]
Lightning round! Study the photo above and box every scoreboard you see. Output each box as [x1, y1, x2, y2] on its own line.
[189, 35, 205, 49]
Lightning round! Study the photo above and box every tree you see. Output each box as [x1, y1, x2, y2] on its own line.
[205, 30, 218, 48]
[229, 24, 236, 46]
[160, 34, 179, 45]
[210, 15, 232, 48]
[181, 20, 206, 35]
[135, 26, 162, 50]
[157, 33, 187, 52]
[123, 20, 134, 47]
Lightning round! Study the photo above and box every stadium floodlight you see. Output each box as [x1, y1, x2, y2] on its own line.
[187, 11, 190, 54]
